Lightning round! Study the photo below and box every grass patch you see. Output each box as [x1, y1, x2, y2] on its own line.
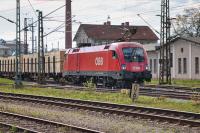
[147, 79, 200, 88]
[0, 78, 14, 84]
[0, 86, 200, 113]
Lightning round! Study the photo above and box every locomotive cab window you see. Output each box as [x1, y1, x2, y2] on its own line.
[122, 47, 144, 62]
[112, 51, 118, 59]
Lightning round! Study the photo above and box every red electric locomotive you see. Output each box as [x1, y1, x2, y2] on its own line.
[63, 42, 151, 88]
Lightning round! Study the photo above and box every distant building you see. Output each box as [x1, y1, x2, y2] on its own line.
[0, 45, 11, 56]
[73, 22, 159, 47]
[0, 39, 25, 56]
[143, 43, 159, 79]
[148, 37, 200, 80]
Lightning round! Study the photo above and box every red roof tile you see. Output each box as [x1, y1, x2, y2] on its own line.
[74, 24, 159, 41]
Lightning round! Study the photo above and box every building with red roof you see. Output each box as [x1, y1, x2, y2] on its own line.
[73, 22, 159, 47]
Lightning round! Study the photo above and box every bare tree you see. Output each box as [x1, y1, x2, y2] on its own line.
[175, 8, 200, 37]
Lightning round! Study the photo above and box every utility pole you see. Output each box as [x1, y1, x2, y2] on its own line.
[35, 36, 37, 52]
[159, 0, 171, 84]
[37, 10, 45, 84]
[15, 0, 22, 87]
[24, 18, 28, 54]
[31, 18, 35, 53]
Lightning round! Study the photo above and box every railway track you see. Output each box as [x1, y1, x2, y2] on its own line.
[0, 110, 103, 133]
[1, 82, 200, 100]
[22, 83, 200, 100]
[0, 92, 200, 127]
[139, 86, 199, 100]
[0, 122, 38, 133]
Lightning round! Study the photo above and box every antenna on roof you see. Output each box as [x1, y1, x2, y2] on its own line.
[117, 27, 137, 42]
[107, 15, 111, 21]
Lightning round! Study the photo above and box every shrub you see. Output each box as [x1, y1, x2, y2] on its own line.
[83, 78, 96, 92]
[10, 126, 17, 133]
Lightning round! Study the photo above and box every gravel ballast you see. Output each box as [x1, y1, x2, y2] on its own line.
[0, 100, 199, 133]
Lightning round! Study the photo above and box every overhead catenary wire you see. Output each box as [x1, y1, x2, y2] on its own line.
[137, 14, 160, 34]
[74, 1, 200, 25]
[27, 0, 38, 17]
[44, 16, 76, 37]
[44, 23, 65, 37]
[21, 4, 66, 32]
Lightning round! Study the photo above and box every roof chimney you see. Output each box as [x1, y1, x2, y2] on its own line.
[103, 22, 107, 25]
[125, 22, 129, 26]
[107, 21, 111, 25]
[121, 23, 125, 26]
[65, 0, 72, 49]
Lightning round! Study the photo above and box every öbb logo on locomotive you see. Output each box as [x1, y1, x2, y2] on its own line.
[95, 57, 104, 66]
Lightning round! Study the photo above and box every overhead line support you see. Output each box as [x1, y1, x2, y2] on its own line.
[37, 10, 45, 84]
[159, 0, 171, 85]
[15, 0, 22, 88]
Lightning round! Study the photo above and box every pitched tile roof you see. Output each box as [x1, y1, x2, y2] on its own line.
[74, 24, 159, 41]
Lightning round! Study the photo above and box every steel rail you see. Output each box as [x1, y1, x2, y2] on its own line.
[0, 110, 103, 133]
[0, 122, 39, 133]
[0, 92, 199, 127]
[0, 82, 199, 100]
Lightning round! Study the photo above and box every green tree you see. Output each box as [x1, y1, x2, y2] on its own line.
[175, 7, 200, 37]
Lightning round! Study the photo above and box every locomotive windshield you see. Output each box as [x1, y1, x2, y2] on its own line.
[123, 47, 144, 62]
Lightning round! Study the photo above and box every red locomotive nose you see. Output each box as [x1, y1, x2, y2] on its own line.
[121, 47, 147, 72]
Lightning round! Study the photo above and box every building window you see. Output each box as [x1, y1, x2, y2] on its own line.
[170, 53, 173, 67]
[195, 57, 199, 74]
[150, 59, 152, 72]
[178, 58, 182, 74]
[183, 58, 187, 74]
[181, 48, 184, 53]
[153, 59, 157, 74]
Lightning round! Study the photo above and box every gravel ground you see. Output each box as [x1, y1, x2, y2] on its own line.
[0, 125, 10, 133]
[0, 100, 199, 133]
[0, 125, 23, 133]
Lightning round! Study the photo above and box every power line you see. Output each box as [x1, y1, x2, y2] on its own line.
[137, 14, 159, 34]
[44, 23, 65, 37]
[44, 4, 65, 18]
[75, 1, 200, 25]
[0, 2, 45, 13]
[21, 4, 66, 32]
[27, 0, 38, 17]
[44, 17, 76, 37]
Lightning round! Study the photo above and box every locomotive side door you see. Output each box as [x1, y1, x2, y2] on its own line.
[76, 53, 80, 73]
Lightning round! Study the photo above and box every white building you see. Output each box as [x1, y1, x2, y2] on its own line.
[148, 37, 200, 80]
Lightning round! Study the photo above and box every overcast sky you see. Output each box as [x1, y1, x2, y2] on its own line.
[0, 0, 199, 50]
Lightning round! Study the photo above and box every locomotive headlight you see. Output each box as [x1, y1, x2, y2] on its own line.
[121, 64, 126, 70]
[145, 65, 150, 70]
